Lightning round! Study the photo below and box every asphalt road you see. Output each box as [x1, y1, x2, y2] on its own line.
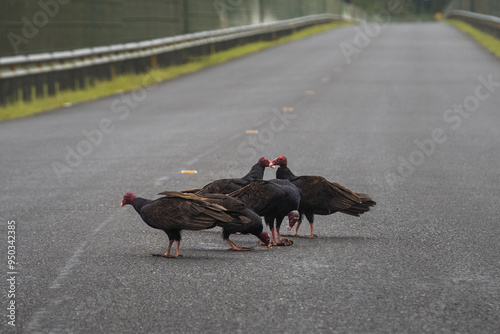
[1, 22, 499, 333]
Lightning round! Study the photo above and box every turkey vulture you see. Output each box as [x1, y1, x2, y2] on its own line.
[270, 156, 376, 238]
[228, 179, 301, 246]
[187, 157, 273, 195]
[121, 191, 270, 257]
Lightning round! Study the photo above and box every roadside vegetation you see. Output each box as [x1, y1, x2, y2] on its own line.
[0, 21, 350, 122]
[447, 19, 500, 59]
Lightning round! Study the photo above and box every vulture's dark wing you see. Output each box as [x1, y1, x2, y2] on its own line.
[197, 193, 264, 236]
[292, 176, 363, 215]
[196, 178, 247, 195]
[144, 192, 234, 230]
[197, 193, 249, 213]
[228, 180, 286, 216]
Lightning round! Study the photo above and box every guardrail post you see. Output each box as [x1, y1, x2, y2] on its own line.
[0, 79, 6, 106]
[22, 77, 32, 102]
[35, 74, 44, 99]
[47, 73, 56, 96]
[69, 70, 76, 91]
[78, 69, 86, 90]
[110, 63, 116, 81]
[7, 78, 19, 105]
[59, 70, 70, 92]
[61, 71, 70, 92]
[151, 55, 158, 70]
[88, 67, 95, 88]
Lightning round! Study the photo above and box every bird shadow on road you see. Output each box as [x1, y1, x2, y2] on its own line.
[129, 246, 268, 261]
[291, 235, 378, 244]
[125, 251, 225, 261]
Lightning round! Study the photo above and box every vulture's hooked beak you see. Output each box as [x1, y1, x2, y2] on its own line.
[269, 163, 275, 169]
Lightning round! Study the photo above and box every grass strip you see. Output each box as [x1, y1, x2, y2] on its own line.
[446, 19, 500, 59]
[0, 21, 350, 122]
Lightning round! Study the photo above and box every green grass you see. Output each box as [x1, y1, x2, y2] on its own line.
[447, 19, 500, 59]
[0, 21, 350, 122]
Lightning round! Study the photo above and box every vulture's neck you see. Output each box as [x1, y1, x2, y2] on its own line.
[241, 163, 265, 181]
[276, 166, 298, 181]
[133, 197, 153, 214]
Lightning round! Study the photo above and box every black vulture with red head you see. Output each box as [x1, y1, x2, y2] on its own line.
[188, 157, 273, 195]
[121, 191, 270, 257]
[270, 156, 376, 238]
[228, 179, 301, 246]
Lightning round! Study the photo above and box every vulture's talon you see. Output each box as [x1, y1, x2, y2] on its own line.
[229, 247, 253, 251]
[153, 253, 182, 258]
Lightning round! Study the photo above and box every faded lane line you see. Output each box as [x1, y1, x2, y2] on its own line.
[27, 214, 115, 331]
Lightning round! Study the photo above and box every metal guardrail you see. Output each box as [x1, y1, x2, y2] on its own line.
[445, 10, 500, 38]
[0, 14, 341, 106]
[0, 14, 338, 79]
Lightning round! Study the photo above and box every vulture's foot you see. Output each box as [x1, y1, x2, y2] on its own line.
[299, 234, 318, 239]
[228, 246, 253, 251]
[152, 253, 182, 258]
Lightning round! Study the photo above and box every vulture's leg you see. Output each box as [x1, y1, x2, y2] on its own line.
[299, 213, 317, 238]
[276, 227, 282, 243]
[300, 223, 317, 238]
[167, 240, 182, 257]
[275, 217, 284, 243]
[165, 239, 174, 256]
[226, 238, 252, 251]
[265, 216, 280, 246]
[274, 227, 294, 246]
[154, 240, 182, 257]
[270, 228, 280, 245]
[271, 217, 293, 246]
[289, 221, 301, 237]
